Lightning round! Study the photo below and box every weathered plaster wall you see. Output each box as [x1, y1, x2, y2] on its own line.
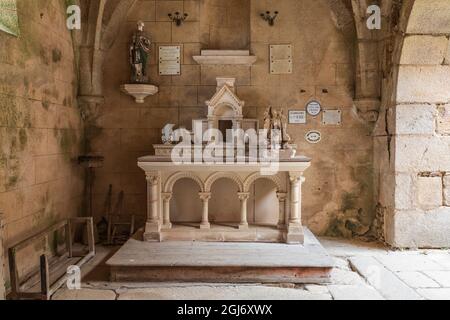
[0, 0, 84, 286]
[385, 0, 450, 248]
[89, 0, 376, 238]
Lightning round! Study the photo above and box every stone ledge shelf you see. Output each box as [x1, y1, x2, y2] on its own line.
[193, 50, 257, 66]
[121, 84, 159, 104]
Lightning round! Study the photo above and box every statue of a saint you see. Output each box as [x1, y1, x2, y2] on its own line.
[279, 110, 292, 146]
[130, 21, 152, 83]
[263, 107, 274, 139]
[263, 106, 293, 148]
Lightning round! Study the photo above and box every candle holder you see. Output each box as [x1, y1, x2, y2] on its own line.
[260, 11, 279, 26]
[168, 12, 188, 26]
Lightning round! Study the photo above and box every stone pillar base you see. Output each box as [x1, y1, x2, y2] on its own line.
[143, 231, 162, 242]
[199, 223, 211, 230]
[286, 223, 304, 244]
[144, 221, 162, 241]
[238, 223, 249, 230]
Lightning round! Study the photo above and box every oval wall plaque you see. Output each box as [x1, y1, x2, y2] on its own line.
[305, 130, 322, 144]
[306, 100, 322, 117]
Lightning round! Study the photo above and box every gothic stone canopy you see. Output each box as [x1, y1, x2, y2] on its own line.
[206, 78, 245, 121]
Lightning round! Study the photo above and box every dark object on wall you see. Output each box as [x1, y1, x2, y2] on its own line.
[96, 217, 109, 243]
[261, 11, 279, 26]
[78, 155, 104, 219]
[168, 12, 188, 26]
[102, 186, 136, 245]
[78, 155, 104, 245]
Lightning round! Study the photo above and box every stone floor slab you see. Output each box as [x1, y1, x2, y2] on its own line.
[117, 286, 331, 300]
[375, 254, 443, 272]
[320, 238, 389, 257]
[329, 268, 366, 286]
[52, 288, 117, 300]
[427, 254, 450, 270]
[396, 271, 440, 288]
[328, 285, 384, 300]
[350, 256, 422, 300]
[423, 271, 450, 287]
[417, 288, 450, 300]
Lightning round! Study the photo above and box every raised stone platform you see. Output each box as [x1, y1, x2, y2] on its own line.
[107, 229, 334, 284]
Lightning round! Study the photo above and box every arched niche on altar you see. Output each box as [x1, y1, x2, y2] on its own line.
[193, 77, 258, 142]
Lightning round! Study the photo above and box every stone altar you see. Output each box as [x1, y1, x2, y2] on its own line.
[139, 78, 311, 244]
[108, 78, 333, 284]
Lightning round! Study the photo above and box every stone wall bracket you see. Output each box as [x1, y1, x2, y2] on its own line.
[193, 50, 257, 66]
[121, 84, 159, 104]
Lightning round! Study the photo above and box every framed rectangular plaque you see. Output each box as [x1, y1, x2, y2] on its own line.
[270, 44, 293, 74]
[289, 110, 307, 124]
[322, 110, 342, 125]
[159, 45, 181, 75]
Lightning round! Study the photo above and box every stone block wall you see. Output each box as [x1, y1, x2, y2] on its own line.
[90, 0, 376, 238]
[0, 0, 84, 287]
[200, 0, 250, 50]
[385, 0, 450, 248]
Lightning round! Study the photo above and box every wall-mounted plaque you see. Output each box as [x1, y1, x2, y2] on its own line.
[159, 45, 181, 75]
[306, 100, 322, 117]
[305, 131, 322, 144]
[289, 110, 307, 124]
[323, 110, 342, 125]
[270, 44, 293, 74]
[0, 0, 19, 36]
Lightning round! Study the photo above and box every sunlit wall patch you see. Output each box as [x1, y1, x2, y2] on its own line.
[0, 0, 19, 37]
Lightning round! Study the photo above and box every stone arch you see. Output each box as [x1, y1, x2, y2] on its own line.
[213, 103, 239, 118]
[78, 0, 137, 111]
[243, 173, 284, 193]
[205, 173, 244, 193]
[381, 0, 450, 248]
[164, 172, 204, 193]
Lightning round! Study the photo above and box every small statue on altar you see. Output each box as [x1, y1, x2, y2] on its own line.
[129, 21, 152, 83]
[263, 107, 292, 148]
[162, 124, 176, 145]
[279, 109, 292, 147]
[263, 107, 274, 140]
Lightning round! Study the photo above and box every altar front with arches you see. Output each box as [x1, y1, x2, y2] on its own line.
[139, 159, 310, 244]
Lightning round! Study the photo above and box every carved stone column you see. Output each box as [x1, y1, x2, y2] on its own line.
[161, 193, 173, 229]
[276, 192, 288, 230]
[144, 172, 162, 241]
[287, 173, 305, 244]
[199, 193, 212, 230]
[238, 193, 250, 230]
[0, 214, 5, 300]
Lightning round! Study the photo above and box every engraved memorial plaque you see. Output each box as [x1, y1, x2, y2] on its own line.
[322, 110, 342, 125]
[270, 44, 292, 74]
[159, 45, 181, 75]
[305, 131, 322, 144]
[289, 110, 307, 124]
[306, 100, 322, 117]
